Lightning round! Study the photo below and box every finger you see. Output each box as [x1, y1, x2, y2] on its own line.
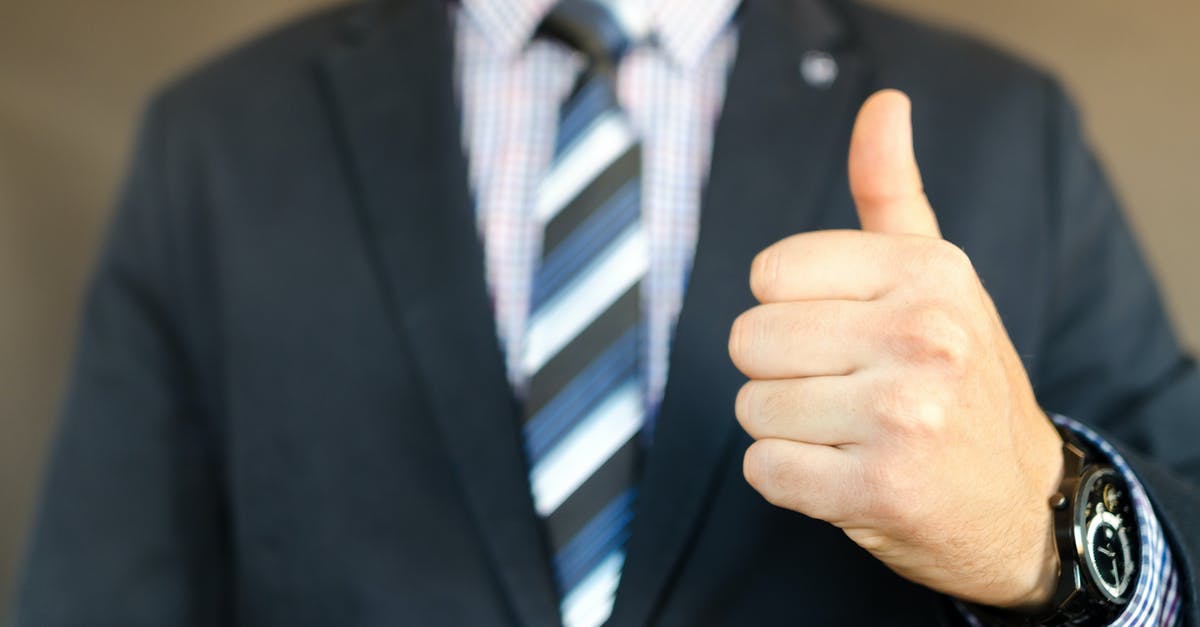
[750, 229, 930, 303]
[848, 89, 942, 238]
[729, 301, 874, 379]
[735, 377, 873, 446]
[743, 438, 866, 523]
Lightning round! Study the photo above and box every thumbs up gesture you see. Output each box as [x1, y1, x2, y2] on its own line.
[728, 90, 1066, 610]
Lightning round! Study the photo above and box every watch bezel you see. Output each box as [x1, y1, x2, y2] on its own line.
[1074, 466, 1136, 605]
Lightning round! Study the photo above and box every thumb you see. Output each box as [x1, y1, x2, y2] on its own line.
[848, 89, 941, 238]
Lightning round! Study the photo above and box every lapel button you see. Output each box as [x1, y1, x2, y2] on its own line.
[800, 50, 838, 89]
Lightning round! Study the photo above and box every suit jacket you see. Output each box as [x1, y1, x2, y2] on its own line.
[12, 0, 1200, 625]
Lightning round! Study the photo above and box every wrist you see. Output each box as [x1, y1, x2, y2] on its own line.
[1006, 525, 1060, 614]
[978, 408, 1063, 611]
[966, 422, 1141, 625]
[1010, 409, 1066, 611]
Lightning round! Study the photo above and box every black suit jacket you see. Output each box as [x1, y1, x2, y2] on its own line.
[11, 0, 1200, 625]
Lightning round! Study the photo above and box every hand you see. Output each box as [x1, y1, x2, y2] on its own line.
[728, 90, 1065, 610]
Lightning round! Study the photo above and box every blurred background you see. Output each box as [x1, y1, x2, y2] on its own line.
[1, 0, 1197, 611]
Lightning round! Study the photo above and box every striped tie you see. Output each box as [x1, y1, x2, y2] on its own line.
[522, 3, 646, 626]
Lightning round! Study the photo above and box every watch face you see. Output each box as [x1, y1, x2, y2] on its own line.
[1077, 468, 1137, 604]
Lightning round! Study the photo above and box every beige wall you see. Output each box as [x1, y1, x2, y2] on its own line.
[1, 0, 1197, 611]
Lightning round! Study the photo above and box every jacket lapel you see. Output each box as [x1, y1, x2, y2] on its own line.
[611, 0, 870, 624]
[316, 2, 561, 625]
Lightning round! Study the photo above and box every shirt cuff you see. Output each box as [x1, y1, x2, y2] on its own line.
[957, 414, 1181, 626]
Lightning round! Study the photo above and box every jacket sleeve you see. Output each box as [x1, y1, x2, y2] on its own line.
[1033, 78, 1200, 626]
[9, 95, 230, 626]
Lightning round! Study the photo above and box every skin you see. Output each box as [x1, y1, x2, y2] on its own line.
[728, 90, 1065, 611]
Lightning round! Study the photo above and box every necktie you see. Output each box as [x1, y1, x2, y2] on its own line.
[521, 3, 646, 626]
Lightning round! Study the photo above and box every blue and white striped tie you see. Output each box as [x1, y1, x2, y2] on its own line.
[522, 3, 647, 626]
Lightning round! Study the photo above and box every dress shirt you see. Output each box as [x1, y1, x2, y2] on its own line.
[451, 0, 1178, 624]
[455, 0, 737, 411]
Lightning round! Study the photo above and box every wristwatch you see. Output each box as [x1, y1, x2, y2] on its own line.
[969, 424, 1139, 626]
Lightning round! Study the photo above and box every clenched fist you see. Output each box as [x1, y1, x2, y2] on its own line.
[728, 90, 1065, 611]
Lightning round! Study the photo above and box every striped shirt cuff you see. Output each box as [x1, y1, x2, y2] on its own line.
[959, 414, 1180, 626]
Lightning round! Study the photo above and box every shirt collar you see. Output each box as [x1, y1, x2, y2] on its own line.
[458, 0, 742, 68]
[650, 0, 741, 67]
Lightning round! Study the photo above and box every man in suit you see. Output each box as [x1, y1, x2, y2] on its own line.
[10, 0, 1200, 625]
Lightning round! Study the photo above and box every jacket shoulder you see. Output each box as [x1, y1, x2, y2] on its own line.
[845, 2, 1059, 106]
[145, 2, 370, 131]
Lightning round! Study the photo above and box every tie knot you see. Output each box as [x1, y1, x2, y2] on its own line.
[539, 0, 644, 69]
